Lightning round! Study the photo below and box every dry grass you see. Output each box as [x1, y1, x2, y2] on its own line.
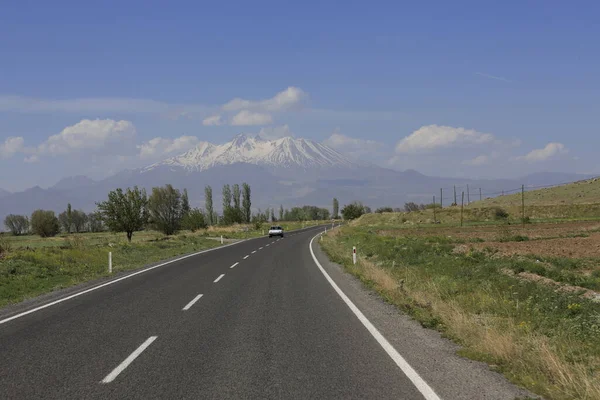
[322, 227, 600, 400]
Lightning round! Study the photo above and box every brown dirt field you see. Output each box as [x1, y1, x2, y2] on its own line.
[471, 233, 600, 258]
[378, 220, 600, 242]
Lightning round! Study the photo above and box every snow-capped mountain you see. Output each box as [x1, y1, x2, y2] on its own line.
[142, 134, 362, 173]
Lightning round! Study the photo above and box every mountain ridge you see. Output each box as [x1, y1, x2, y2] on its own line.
[142, 134, 366, 174]
[0, 133, 596, 229]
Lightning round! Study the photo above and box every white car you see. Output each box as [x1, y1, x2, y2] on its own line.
[268, 226, 284, 238]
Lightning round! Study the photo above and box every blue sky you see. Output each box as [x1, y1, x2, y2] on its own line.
[1, 0, 598, 191]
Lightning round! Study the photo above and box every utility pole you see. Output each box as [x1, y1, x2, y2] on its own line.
[461, 192, 465, 227]
[522, 184, 525, 228]
[433, 195, 437, 224]
[479, 188, 482, 201]
[467, 184, 470, 205]
[453, 185, 457, 205]
[440, 188, 443, 208]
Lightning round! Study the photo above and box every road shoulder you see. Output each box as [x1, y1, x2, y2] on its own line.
[311, 236, 540, 400]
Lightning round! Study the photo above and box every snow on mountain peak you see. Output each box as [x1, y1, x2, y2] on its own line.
[142, 134, 360, 173]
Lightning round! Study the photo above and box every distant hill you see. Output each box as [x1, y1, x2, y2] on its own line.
[0, 188, 10, 198]
[0, 133, 596, 225]
[470, 176, 600, 208]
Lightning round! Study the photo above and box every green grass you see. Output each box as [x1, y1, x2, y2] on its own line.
[473, 177, 600, 208]
[322, 224, 600, 400]
[0, 220, 333, 309]
[0, 231, 223, 309]
[510, 255, 600, 292]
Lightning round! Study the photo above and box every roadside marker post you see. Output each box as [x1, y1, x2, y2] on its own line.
[108, 252, 112, 274]
[220, 235, 223, 244]
[353, 246, 357, 265]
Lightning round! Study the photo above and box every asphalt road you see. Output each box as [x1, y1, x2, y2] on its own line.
[0, 225, 532, 400]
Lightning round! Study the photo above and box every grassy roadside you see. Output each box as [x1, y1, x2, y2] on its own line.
[0, 231, 224, 309]
[0, 220, 332, 309]
[321, 224, 600, 400]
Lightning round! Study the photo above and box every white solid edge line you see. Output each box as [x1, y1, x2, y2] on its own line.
[243, 255, 249, 259]
[309, 234, 442, 400]
[0, 240, 246, 326]
[213, 274, 225, 283]
[230, 262, 239, 269]
[182, 294, 203, 311]
[101, 336, 157, 383]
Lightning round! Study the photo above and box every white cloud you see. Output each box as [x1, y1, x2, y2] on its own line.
[230, 110, 273, 126]
[202, 115, 223, 126]
[37, 119, 136, 156]
[395, 125, 495, 153]
[24, 154, 39, 163]
[137, 135, 201, 159]
[517, 142, 568, 163]
[257, 125, 294, 140]
[323, 131, 384, 156]
[0, 136, 25, 158]
[223, 87, 307, 112]
[462, 155, 490, 166]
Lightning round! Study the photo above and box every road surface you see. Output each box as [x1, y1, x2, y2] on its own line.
[0, 225, 532, 399]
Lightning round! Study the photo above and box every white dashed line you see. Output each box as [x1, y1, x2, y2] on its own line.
[214, 274, 225, 283]
[259, 247, 263, 250]
[243, 255, 249, 259]
[230, 262, 239, 269]
[101, 336, 157, 383]
[251, 250, 257, 254]
[182, 294, 203, 311]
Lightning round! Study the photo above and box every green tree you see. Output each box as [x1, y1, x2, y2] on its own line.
[233, 184, 241, 212]
[66, 203, 72, 233]
[333, 198, 339, 219]
[375, 207, 394, 213]
[205, 186, 213, 225]
[222, 184, 232, 213]
[30, 210, 60, 237]
[242, 182, 251, 223]
[96, 186, 148, 242]
[148, 184, 183, 235]
[71, 210, 88, 232]
[87, 212, 104, 232]
[183, 208, 207, 232]
[4, 214, 29, 236]
[279, 205, 284, 221]
[341, 202, 366, 220]
[58, 210, 71, 233]
[181, 188, 191, 217]
[270, 208, 276, 222]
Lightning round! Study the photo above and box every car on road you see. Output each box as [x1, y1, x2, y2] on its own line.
[268, 226, 284, 238]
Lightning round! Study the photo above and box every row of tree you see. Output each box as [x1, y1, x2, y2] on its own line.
[4, 208, 105, 237]
[3, 184, 367, 240]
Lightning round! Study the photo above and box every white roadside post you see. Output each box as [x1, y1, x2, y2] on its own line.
[220, 235, 223, 244]
[352, 246, 357, 265]
[108, 252, 112, 274]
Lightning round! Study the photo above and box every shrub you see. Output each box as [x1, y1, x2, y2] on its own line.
[341, 202, 367, 220]
[30, 210, 60, 237]
[183, 208, 207, 232]
[493, 207, 509, 220]
[375, 207, 394, 213]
